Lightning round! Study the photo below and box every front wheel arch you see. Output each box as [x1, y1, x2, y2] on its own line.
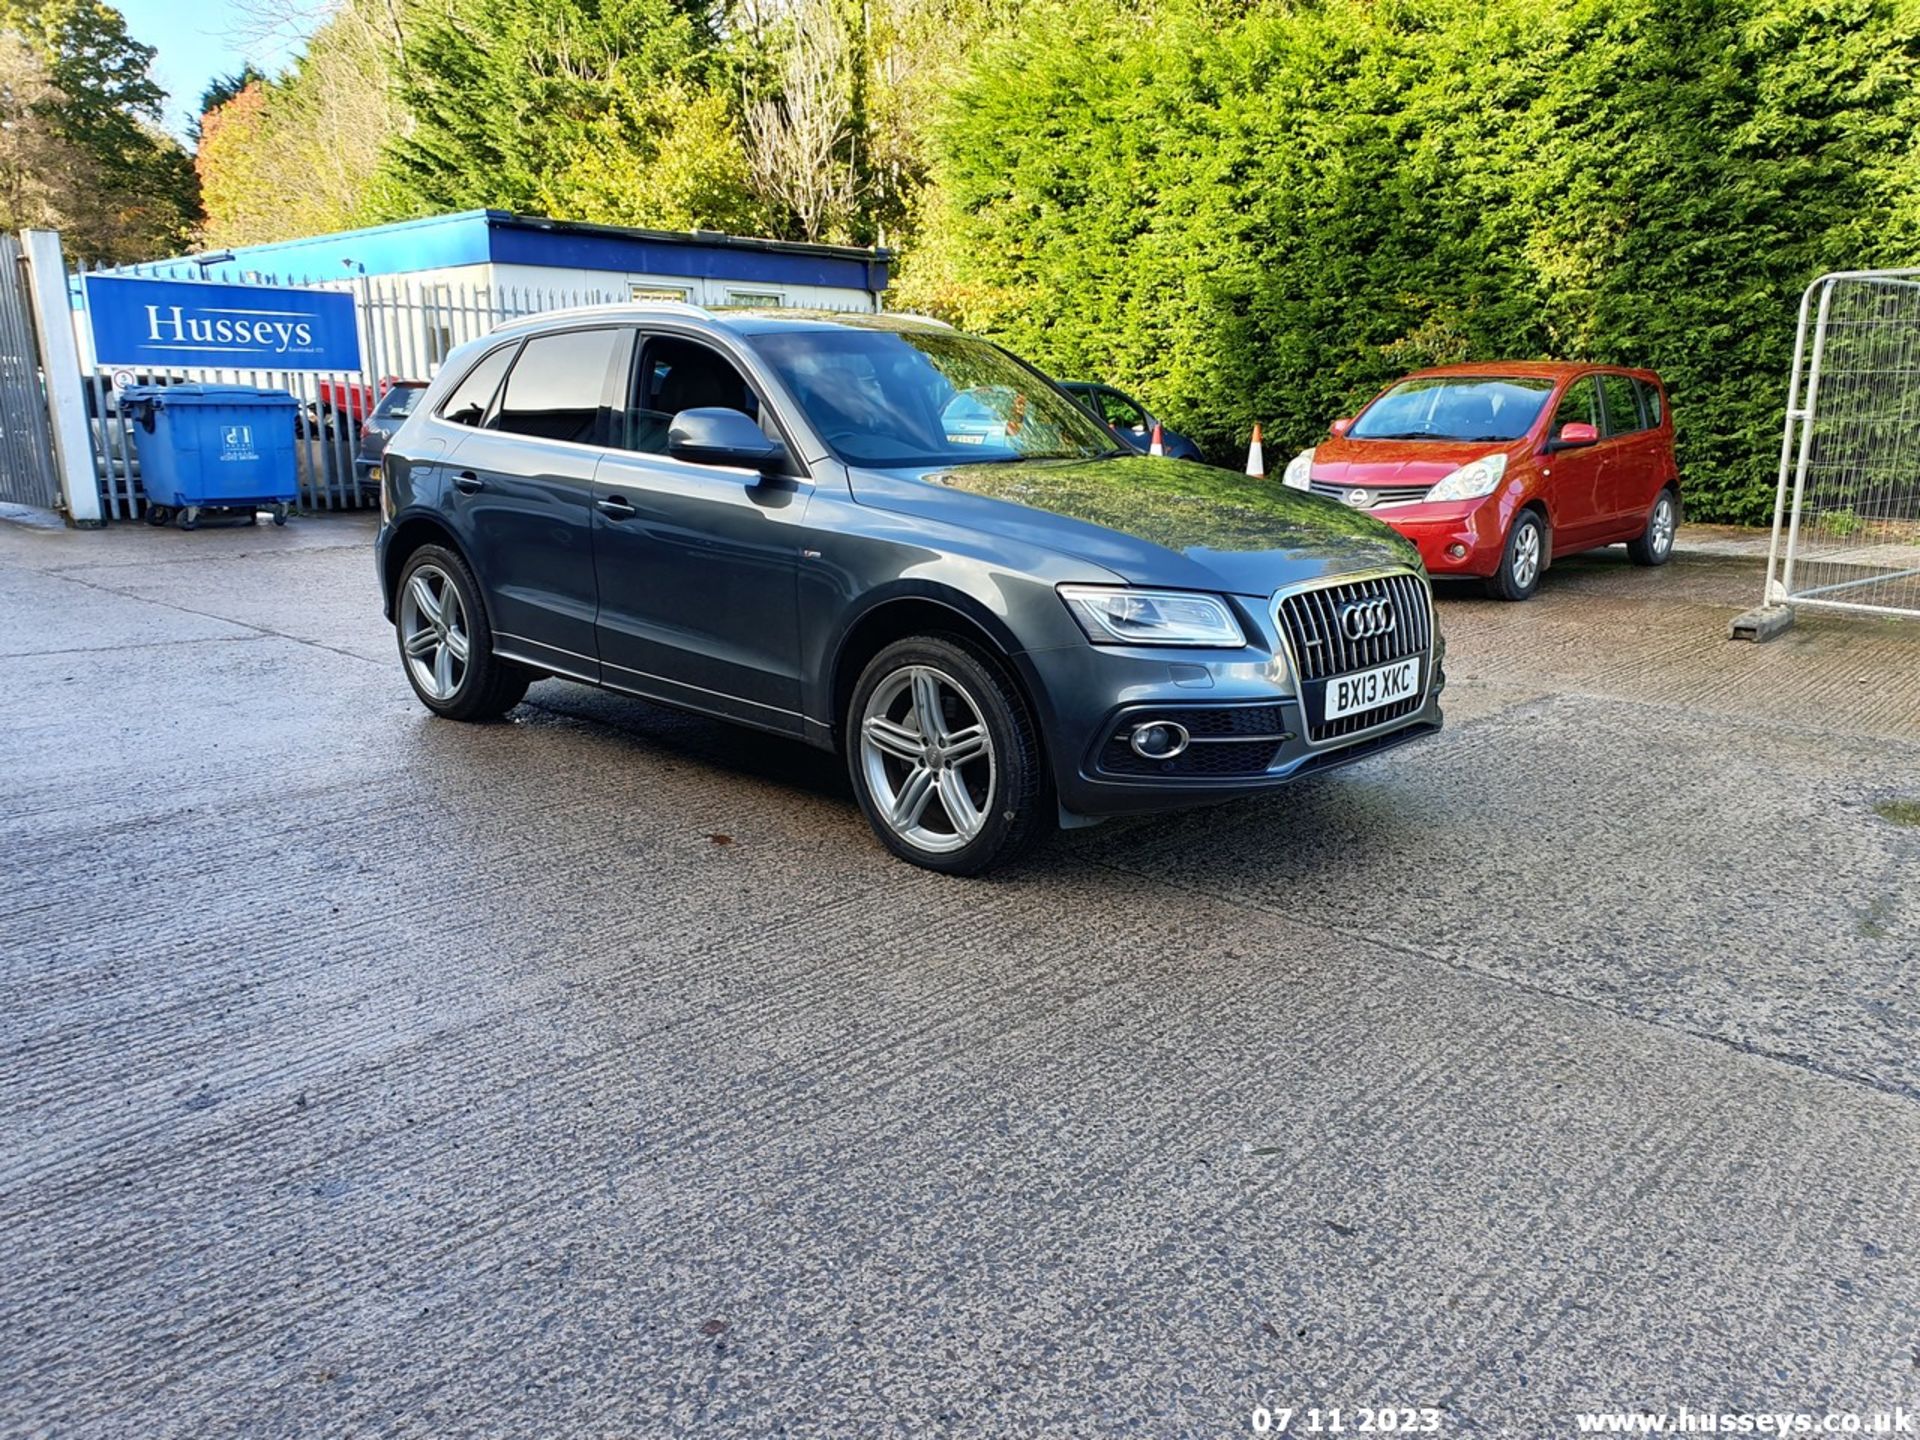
[825, 588, 1043, 753]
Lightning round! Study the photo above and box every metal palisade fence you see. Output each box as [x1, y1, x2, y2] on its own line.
[71, 265, 627, 520]
[0, 235, 63, 509]
[1763, 268, 1920, 621]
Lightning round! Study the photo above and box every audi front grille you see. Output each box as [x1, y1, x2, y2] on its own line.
[1273, 570, 1434, 743]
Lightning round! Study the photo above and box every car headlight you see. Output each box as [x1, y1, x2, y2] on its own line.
[1059, 585, 1247, 647]
[1281, 448, 1315, 491]
[1424, 453, 1508, 502]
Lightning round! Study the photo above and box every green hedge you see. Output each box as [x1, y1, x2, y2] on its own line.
[900, 0, 1920, 522]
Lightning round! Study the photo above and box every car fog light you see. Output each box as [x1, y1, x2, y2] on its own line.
[1129, 721, 1190, 760]
[1447, 542, 1467, 559]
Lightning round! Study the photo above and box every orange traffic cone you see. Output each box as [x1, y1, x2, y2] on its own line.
[1245, 423, 1265, 478]
[1148, 421, 1165, 457]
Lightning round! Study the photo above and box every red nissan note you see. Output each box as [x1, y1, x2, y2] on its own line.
[1280, 362, 1679, 600]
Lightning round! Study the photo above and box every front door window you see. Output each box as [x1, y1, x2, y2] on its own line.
[616, 335, 771, 460]
[1551, 376, 1601, 439]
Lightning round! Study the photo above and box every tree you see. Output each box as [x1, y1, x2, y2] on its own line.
[190, 63, 264, 143]
[902, 0, 1920, 523]
[0, 30, 84, 231]
[378, 0, 734, 218]
[743, 0, 860, 242]
[543, 82, 768, 232]
[196, 0, 416, 247]
[0, 0, 199, 260]
[194, 80, 276, 245]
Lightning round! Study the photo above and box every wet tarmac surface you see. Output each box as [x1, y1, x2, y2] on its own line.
[3, 508, 1918, 1437]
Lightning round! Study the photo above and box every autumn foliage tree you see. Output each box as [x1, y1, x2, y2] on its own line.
[0, 0, 198, 260]
[193, 80, 275, 245]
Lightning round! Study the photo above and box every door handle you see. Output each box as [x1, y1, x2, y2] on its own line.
[596, 495, 636, 520]
[451, 471, 484, 494]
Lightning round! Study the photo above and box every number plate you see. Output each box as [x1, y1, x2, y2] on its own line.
[1323, 656, 1421, 721]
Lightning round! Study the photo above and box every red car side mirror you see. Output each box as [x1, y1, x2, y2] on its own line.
[1549, 421, 1598, 450]
[1329, 416, 1354, 438]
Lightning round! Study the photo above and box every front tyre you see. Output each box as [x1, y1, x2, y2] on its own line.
[1485, 508, 1547, 602]
[395, 544, 530, 721]
[848, 636, 1050, 876]
[1627, 486, 1679, 566]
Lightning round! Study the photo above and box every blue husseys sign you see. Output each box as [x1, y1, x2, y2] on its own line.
[84, 274, 362, 372]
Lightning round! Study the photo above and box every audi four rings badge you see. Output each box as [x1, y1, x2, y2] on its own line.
[1338, 597, 1398, 639]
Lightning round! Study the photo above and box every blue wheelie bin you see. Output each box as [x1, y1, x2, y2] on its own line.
[121, 385, 300, 530]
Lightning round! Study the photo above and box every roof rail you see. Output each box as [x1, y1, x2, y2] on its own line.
[488, 299, 710, 333]
[881, 310, 954, 329]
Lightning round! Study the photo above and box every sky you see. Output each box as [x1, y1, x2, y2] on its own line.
[117, 0, 319, 141]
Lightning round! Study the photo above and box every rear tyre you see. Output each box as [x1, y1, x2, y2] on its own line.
[847, 635, 1051, 876]
[1627, 487, 1678, 566]
[1485, 509, 1546, 602]
[395, 544, 530, 721]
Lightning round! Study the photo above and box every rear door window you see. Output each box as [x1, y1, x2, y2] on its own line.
[438, 345, 516, 427]
[1634, 377, 1663, 427]
[490, 328, 623, 445]
[1600, 373, 1643, 436]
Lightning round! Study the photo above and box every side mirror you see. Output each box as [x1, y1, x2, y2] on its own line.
[1548, 421, 1599, 451]
[1329, 416, 1354, 438]
[667, 407, 788, 473]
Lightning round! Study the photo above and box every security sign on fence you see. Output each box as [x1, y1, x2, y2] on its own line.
[1745, 268, 1920, 636]
[83, 275, 363, 373]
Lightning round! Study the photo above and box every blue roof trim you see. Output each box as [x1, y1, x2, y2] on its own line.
[107, 210, 890, 293]
[107, 211, 496, 283]
[485, 221, 885, 290]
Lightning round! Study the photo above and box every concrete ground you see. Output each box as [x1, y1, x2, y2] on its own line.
[2, 507, 1917, 1438]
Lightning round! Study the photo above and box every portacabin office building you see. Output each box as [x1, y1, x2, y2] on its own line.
[119, 210, 893, 315]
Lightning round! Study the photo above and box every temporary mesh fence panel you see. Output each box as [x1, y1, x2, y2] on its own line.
[1767, 270, 1920, 619]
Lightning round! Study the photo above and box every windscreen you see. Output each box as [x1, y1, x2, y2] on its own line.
[1349, 376, 1555, 442]
[746, 328, 1118, 468]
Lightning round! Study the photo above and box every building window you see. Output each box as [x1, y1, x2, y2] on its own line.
[724, 291, 783, 308]
[631, 285, 690, 303]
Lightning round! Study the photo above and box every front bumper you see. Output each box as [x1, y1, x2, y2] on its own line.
[1354, 497, 1510, 577]
[1020, 593, 1446, 820]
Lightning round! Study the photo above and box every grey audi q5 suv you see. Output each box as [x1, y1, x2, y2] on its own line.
[374, 306, 1444, 873]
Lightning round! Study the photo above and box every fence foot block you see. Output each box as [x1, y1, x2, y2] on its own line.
[1730, 604, 1795, 642]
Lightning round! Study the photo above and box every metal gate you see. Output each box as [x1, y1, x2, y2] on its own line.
[0, 234, 62, 510]
[1759, 269, 1920, 623]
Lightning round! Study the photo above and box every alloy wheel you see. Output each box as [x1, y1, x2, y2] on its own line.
[1651, 495, 1675, 558]
[859, 664, 996, 854]
[399, 564, 471, 701]
[1512, 522, 1542, 589]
